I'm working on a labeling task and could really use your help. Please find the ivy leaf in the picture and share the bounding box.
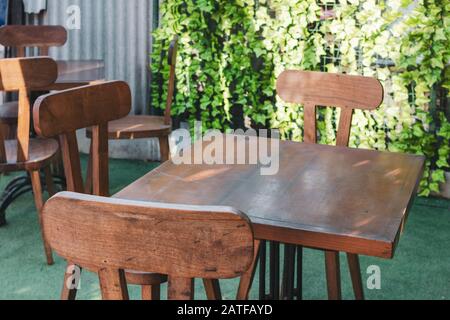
[413,125,424,138]
[429,182,441,194]
[433,28,446,41]
[419,188,431,197]
[436,159,449,169]
[263,87,274,97]
[431,170,446,183]
[254,47,266,58]
[431,58,444,69]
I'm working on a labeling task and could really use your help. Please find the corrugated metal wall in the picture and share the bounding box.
[25,0,165,161]
[26,0,157,115]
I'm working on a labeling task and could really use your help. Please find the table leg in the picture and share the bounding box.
[325,250,342,300]
[0,172,65,226]
[296,246,303,300]
[281,244,295,300]
[269,242,280,300]
[0,175,32,226]
[259,240,267,300]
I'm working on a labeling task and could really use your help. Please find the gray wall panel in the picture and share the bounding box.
[26,0,163,161]
[26,0,154,114]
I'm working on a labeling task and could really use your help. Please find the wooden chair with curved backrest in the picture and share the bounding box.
[42,192,255,300]
[85,36,177,166]
[238,70,384,300]
[0,57,60,265]
[0,25,67,136]
[33,81,169,300]
[281,70,384,300]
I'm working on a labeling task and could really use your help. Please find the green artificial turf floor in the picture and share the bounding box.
[0,157,449,300]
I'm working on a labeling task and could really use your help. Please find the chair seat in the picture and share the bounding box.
[125,270,168,286]
[0,138,59,172]
[0,101,19,125]
[86,115,172,140]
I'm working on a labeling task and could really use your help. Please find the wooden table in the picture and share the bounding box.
[114,137,425,298]
[39,60,105,90]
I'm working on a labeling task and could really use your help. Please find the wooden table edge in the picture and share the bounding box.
[36,80,106,91]
[252,222,395,259]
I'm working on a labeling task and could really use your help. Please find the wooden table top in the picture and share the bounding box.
[39,60,105,90]
[115,137,425,259]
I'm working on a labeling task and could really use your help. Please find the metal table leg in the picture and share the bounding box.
[269,241,280,300]
[281,244,296,300]
[258,240,267,300]
[0,172,65,226]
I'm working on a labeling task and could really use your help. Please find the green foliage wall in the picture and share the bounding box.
[151,0,450,196]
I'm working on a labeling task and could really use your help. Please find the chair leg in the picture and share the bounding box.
[347,253,365,300]
[324,250,342,300]
[159,135,170,162]
[141,285,161,300]
[168,277,195,300]
[30,170,53,265]
[98,269,129,300]
[44,166,56,197]
[203,279,222,300]
[237,239,261,300]
[61,262,80,300]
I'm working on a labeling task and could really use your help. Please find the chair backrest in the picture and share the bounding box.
[0,57,58,164]
[43,191,254,300]
[0,25,68,57]
[164,36,178,125]
[277,70,384,146]
[33,81,131,196]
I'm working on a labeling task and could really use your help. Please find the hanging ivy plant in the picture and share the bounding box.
[151,0,450,196]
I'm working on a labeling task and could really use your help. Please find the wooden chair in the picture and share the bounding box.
[0,25,67,137]
[238,70,384,300]
[280,70,384,300]
[0,25,67,57]
[0,57,60,265]
[85,36,177,164]
[33,81,170,300]
[42,192,255,300]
